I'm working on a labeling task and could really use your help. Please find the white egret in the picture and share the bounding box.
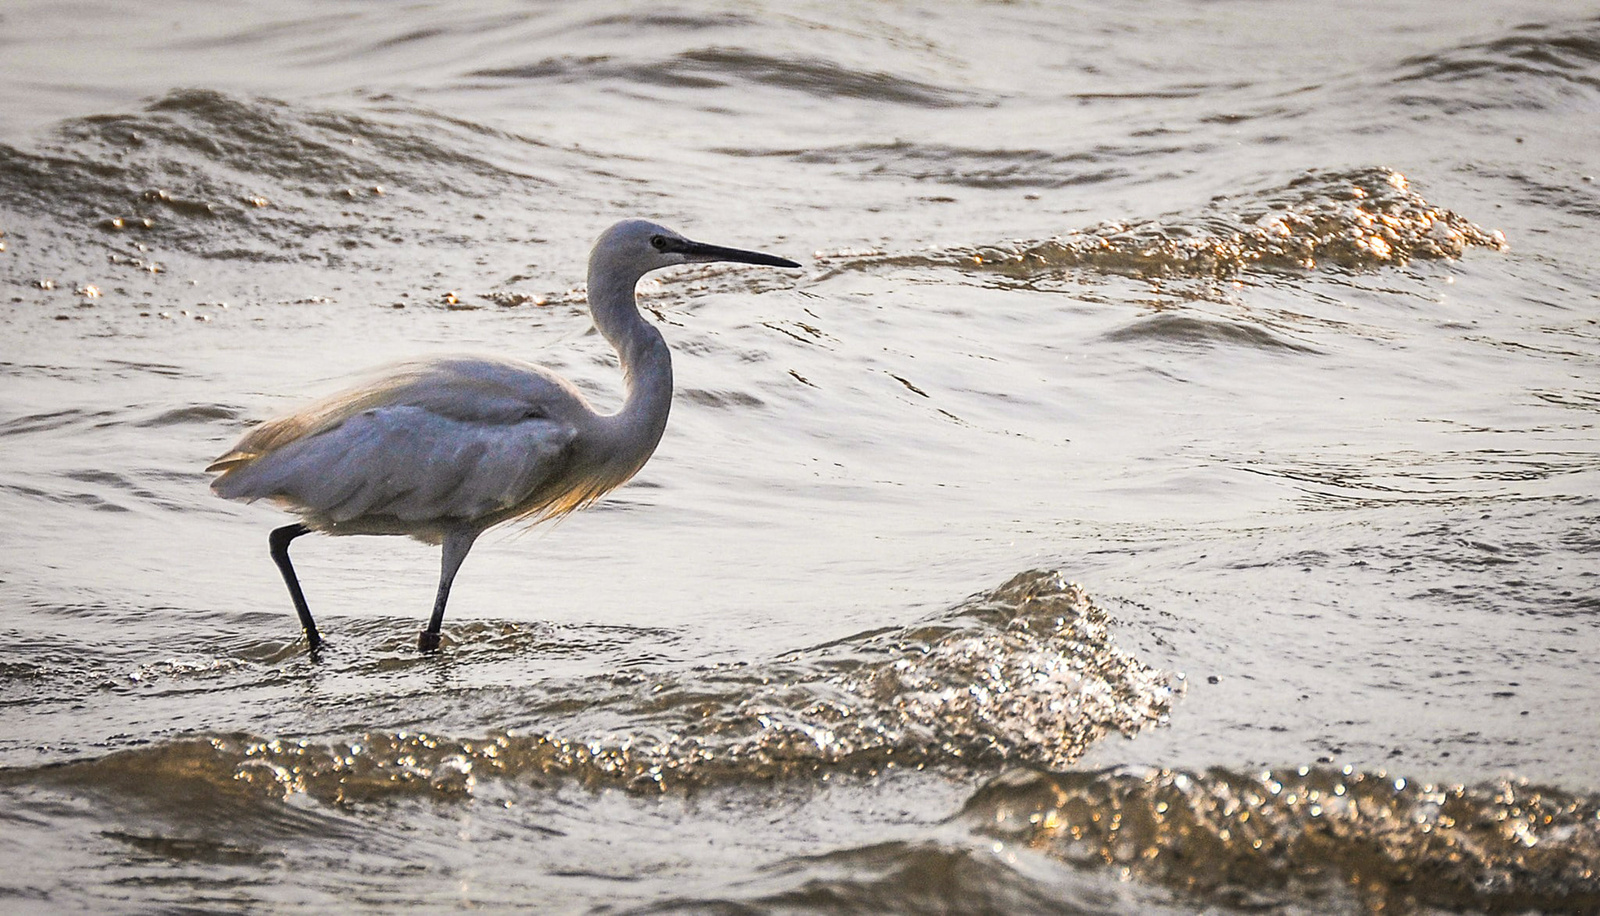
[207,219,801,652]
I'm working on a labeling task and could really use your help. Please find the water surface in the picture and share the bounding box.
[2,1,1598,912]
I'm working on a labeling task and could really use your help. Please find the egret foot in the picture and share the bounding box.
[418,630,441,653]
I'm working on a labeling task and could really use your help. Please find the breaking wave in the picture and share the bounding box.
[7,572,1176,799]
[819,167,1506,282]
[965,765,1600,913]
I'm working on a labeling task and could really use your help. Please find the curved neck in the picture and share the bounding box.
[586,261,673,475]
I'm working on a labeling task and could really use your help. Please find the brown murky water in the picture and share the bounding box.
[3,1,1598,911]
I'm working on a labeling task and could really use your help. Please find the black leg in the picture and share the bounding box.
[419,529,478,653]
[268,523,322,652]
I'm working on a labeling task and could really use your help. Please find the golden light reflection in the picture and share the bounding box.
[962,765,1600,913]
[820,167,1506,285]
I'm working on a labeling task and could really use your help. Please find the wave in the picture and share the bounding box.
[963,765,1600,914]
[648,840,1163,915]
[818,167,1506,282]
[0,89,539,263]
[2,572,1176,798]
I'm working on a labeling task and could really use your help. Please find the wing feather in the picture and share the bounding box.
[209,357,587,528]
[215,405,576,522]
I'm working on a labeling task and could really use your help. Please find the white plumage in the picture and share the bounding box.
[212,358,582,535]
[208,220,800,652]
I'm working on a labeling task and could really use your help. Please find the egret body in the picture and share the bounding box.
[207,220,800,652]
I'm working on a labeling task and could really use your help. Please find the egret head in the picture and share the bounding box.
[592,219,801,280]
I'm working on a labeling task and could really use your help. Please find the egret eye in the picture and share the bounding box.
[650,235,669,251]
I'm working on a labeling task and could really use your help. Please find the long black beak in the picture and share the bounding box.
[676,238,802,268]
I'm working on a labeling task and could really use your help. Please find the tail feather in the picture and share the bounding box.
[205,451,257,474]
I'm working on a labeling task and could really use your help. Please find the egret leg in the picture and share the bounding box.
[268,523,322,652]
[419,529,479,653]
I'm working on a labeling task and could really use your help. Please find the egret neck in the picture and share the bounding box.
[586,250,674,486]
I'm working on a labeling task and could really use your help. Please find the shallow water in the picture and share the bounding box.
[3,1,1599,912]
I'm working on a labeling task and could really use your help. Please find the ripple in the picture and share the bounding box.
[1395,16,1600,112]
[1101,313,1319,353]
[472,48,978,108]
[715,139,1148,189]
